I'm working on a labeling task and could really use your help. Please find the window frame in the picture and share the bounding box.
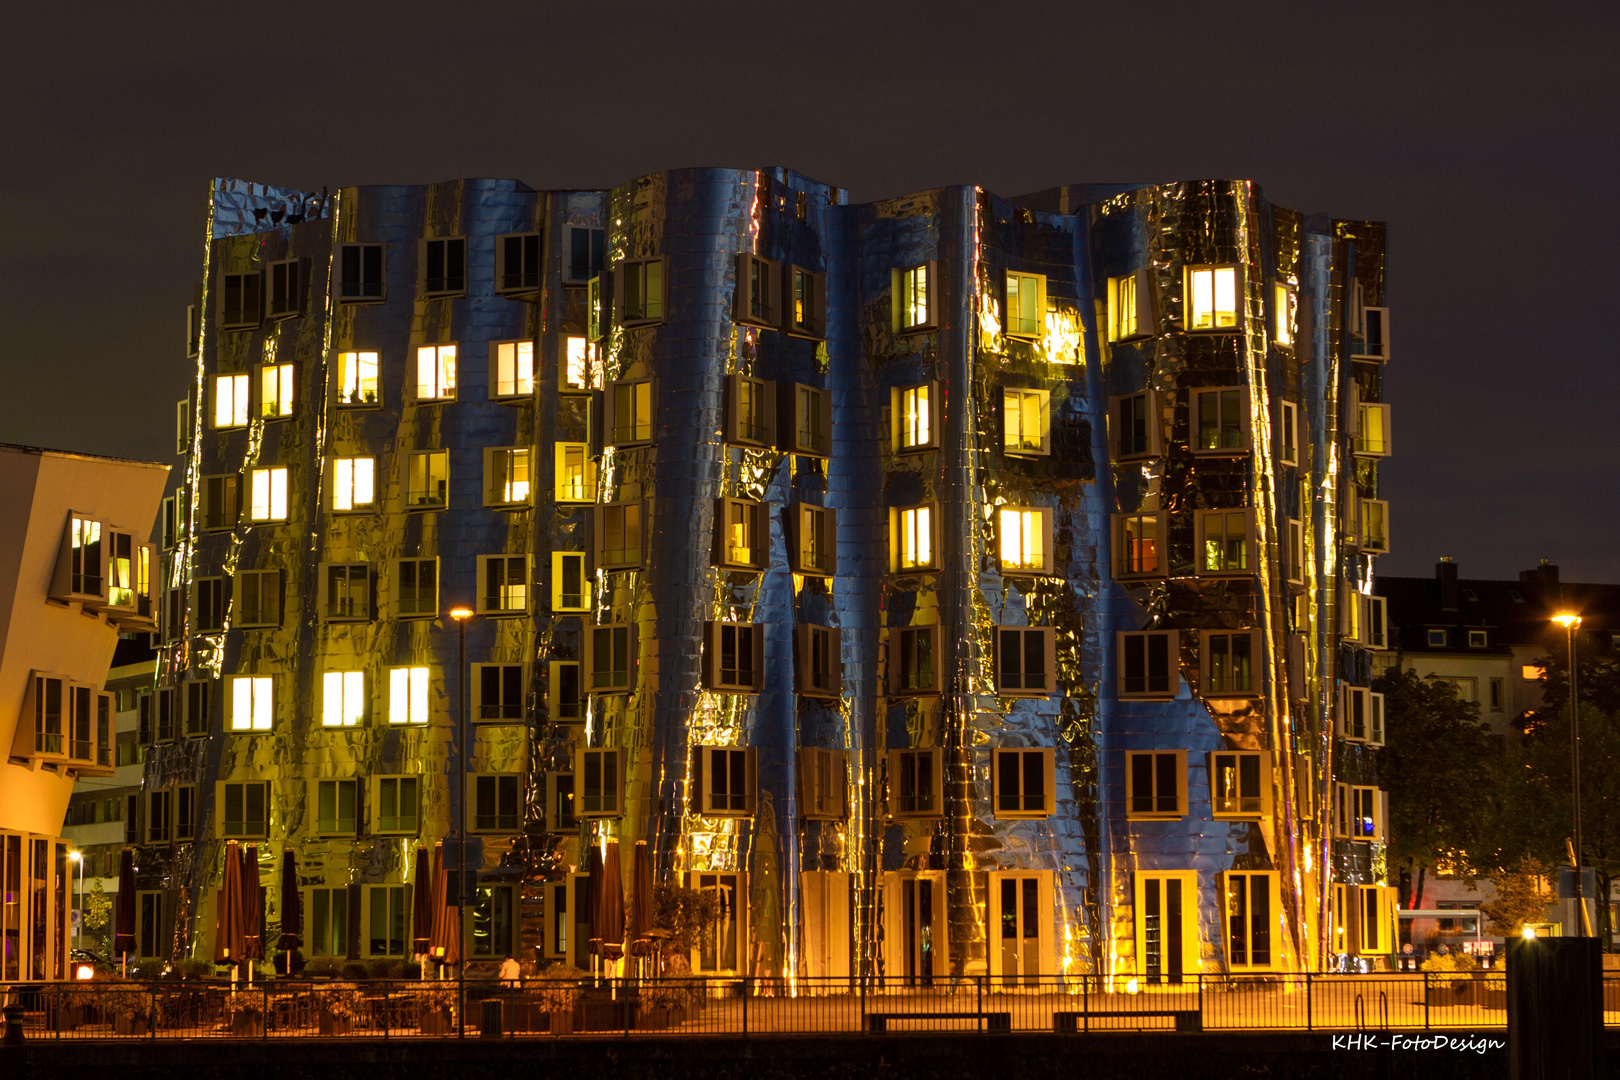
[1278,400,1298,466]
[1109,390,1162,460]
[313,778,360,836]
[1194,508,1255,578]
[245,465,290,523]
[395,557,439,619]
[992,747,1056,819]
[585,623,636,695]
[797,747,846,819]
[550,551,592,613]
[473,662,526,724]
[564,226,606,286]
[713,497,766,572]
[235,568,283,629]
[604,377,656,447]
[1272,281,1296,349]
[1200,629,1263,698]
[335,350,382,408]
[482,446,533,509]
[476,554,530,616]
[193,575,227,633]
[1357,498,1390,554]
[1191,386,1252,455]
[200,473,240,531]
[734,253,782,329]
[574,747,627,818]
[418,236,467,298]
[1002,386,1051,457]
[366,884,412,958]
[994,626,1056,697]
[887,625,942,696]
[1184,263,1242,332]
[320,669,368,729]
[614,256,668,327]
[547,660,585,724]
[1113,510,1166,580]
[594,501,646,571]
[488,340,536,400]
[782,266,827,339]
[1118,629,1180,700]
[387,666,432,726]
[337,243,386,303]
[258,362,296,420]
[373,775,421,835]
[890,503,940,573]
[554,442,597,504]
[1354,402,1392,458]
[1125,749,1187,820]
[794,625,842,699]
[214,373,251,429]
[470,773,522,833]
[887,748,943,818]
[227,676,274,733]
[1220,870,1282,971]
[319,561,373,623]
[692,745,758,818]
[560,335,593,392]
[1361,595,1389,650]
[996,506,1054,576]
[1003,271,1047,340]
[1107,270,1153,342]
[218,780,270,838]
[724,374,776,448]
[702,621,766,694]
[1209,750,1272,820]
[268,258,303,320]
[412,343,458,403]
[790,503,837,577]
[495,232,543,296]
[218,270,263,330]
[891,262,939,335]
[891,382,939,452]
[330,456,378,513]
[1351,306,1391,361]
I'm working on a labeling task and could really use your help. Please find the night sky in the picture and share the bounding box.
[4,2,1616,580]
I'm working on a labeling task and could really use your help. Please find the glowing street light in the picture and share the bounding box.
[1554,612,1586,936]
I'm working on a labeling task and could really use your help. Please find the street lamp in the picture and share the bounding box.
[67,851,82,947]
[1554,612,1584,936]
[448,604,473,1035]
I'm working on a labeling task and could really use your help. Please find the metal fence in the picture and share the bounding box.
[0,972,1606,1039]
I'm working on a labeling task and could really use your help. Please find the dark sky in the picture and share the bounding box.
[4,2,1616,580]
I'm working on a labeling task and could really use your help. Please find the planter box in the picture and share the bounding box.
[549,1009,575,1036]
[419,1006,455,1035]
[318,1011,354,1036]
[230,1012,266,1037]
[1425,982,1476,1008]
[113,1012,149,1037]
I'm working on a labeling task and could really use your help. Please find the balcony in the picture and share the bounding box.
[10,672,114,774]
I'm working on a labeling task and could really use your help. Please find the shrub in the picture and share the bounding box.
[303,956,342,978]
[340,961,370,980]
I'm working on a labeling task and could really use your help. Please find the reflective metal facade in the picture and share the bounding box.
[141,171,1388,977]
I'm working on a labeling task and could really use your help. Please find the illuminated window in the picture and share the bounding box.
[1193,388,1248,453]
[893,263,935,332]
[792,503,835,576]
[554,443,595,503]
[997,507,1051,574]
[484,447,532,507]
[219,271,262,329]
[1197,510,1251,575]
[788,384,831,456]
[696,746,755,816]
[595,502,644,570]
[889,749,941,817]
[785,267,827,339]
[1202,630,1259,696]
[894,383,936,451]
[1358,498,1390,554]
[587,275,606,341]
[316,779,358,835]
[549,661,584,722]
[1005,272,1045,338]
[1126,750,1186,818]
[214,374,250,428]
[715,498,764,570]
[703,623,763,692]
[994,748,1053,817]
[220,781,269,837]
[795,625,841,698]
[338,243,385,302]
[331,457,376,512]
[478,555,529,615]
[1107,271,1150,341]
[587,624,634,693]
[1119,630,1178,699]
[996,627,1054,695]
[475,664,524,722]
[725,375,775,446]
[247,467,289,522]
[1273,282,1295,347]
[1112,391,1159,459]
[1222,871,1279,969]
[322,562,371,621]
[268,259,301,319]
[489,341,535,399]
[607,378,655,445]
[496,232,542,294]
[337,351,380,406]
[1003,388,1049,455]
[375,776,420,834]
[388,667,430,725]
[472,775,521,832]
[62,514,103,597]
[419,237,466,297]
[1523,663,1544,681]
[405,450,448,509]
[620,258,665,324]
[321,670,366,728]
[1279,400,1298,465]
[1114,512,1163,578]
[735,254,780,327]
[1346,785,1384,841]
[228,676,274,732]
[892,505,935,572]
[1210,751,1268,818]
[414,344,457,402]
[259,363,295,419]
[576,748,625,816]
[1354,402,1391,457]
[396,558,437,618]
[1186,265,1239,330]
[565,227,605,285]
[562,336,591,391]
[1284,519,1304,586]
[889,626,938,695]
[551,551,591,612]
[236,569,282,628]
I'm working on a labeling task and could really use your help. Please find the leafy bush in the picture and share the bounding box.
[303,956,342,978]
[171,957,214,981]
[340,961,370,980]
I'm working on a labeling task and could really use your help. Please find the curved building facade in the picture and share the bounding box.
[135,169,1391,980]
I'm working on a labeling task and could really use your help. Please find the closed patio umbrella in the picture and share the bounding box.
[596,841,624,964]
[276,848,300,974]
[241,845,264,983]
[214,840,246,970]
[113,848,136,976]
[630,841,656,977]
[411,846,432,971]
[428,842,460,970]
[585,843,604,963]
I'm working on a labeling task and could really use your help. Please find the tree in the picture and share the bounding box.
[1491,703,1620,946]
[1478,857,1553,937]
[1530,642,1620,721]
[1372,667,1496,907]
[82,878,112,957]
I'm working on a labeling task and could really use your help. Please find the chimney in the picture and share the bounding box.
[1519,559,1561,604]
[1438,557,1459,612]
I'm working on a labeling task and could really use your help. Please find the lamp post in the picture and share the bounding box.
[448,604,473,1034]
[1554,612,1584,936]
[67,851,82,948]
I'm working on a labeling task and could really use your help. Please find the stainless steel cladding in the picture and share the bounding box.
[146,171,1389,980]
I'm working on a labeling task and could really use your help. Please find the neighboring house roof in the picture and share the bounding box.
[1377,561,1620,658]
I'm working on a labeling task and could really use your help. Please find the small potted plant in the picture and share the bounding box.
[221,989,266,1037]
[413,982,459,1035]
[95,977,150,1037]
[1422,950,1478,1007]
[532,966,585,1035]
[313,981,364,1035]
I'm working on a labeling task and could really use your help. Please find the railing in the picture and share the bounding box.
[0,972,1605,1040]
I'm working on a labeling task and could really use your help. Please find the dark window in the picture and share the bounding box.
[397,558,438,617]
[422,238,466,295]
[317,779,358,834]
[269,260,301,318]
[1120,631,1175,697]
[996,627,1052,693]
[377,777,420,833]
[500,233,542,293]
[339,244,385,300]
[1129,751,1182,816]
[222,781,269,837]
[474,775,520,831]
[995,749,1048,815]
[567,228,605,284]
[221,272,262,328]
[478,664,524,721]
